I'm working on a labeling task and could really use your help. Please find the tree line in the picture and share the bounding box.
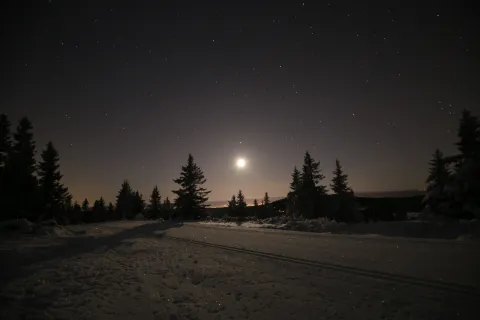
[423,109,480,219]
[1,109,478,225]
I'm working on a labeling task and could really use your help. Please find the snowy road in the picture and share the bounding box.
[0,221,478,319]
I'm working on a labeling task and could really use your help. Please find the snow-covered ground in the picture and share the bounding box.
[0,220,478,319]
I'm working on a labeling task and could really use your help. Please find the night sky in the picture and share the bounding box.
[3,0,479,204]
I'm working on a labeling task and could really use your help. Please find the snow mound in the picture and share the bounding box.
[0,219,35,234]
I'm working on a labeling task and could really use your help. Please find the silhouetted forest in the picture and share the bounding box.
[0,110,478,226]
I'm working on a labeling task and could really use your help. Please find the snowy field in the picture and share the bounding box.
[0,220,478,319]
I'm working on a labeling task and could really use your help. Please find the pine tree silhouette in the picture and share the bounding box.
[133,191,145,215]
[262,192,270,206]
[82,198,89,212]
[301,151,327,193]
[289,166,301,193]
[107,202,115,220]
[0,114,13,219]
[149,185,161,218]
[7,117,38,219]
[0,113,12,169]
[253,199,259,207]
[72,201,82,224]
[262,192,271,217]
[423,149,451,215]
[236,190,247,217]
[450,110,480,219]
[330,159,353,195]
[163,197,173,220]
[93,197,106,222]
[287,166,302,217]
[227,195,237,216]
[38,141,70,222]
[172,154,211,220]
[456,109,480,160]
[298,151,327,218]
[116,180,134,219]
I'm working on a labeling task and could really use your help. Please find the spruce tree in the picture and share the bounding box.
[236,190,247,217]
[262,192,270,206]
[227,195,237,216]
[261,192,271,217]
[330,159,353,195]
[116,180,134,219]
[38,141,70,221]
[163,197,173,220]
[289,166,301,193]
[82,198,89,211]
[423,149,451,215]
[73,201,81,212]
[163,197,172,209]
[172,154,211,220]
[0,114,13,219]
[301,151,327,193]
[287,166,302,217]
[451,110,480,218]
[93,197,106,222]
[72,201,82,224]
[8,117,38,219]
[253,199,259,207]
[298,151,327,218]
[133,191,145,215]
[149,185,161,217]
[456,109,480,159]
[0,113,12,169]
[107,202,115,220]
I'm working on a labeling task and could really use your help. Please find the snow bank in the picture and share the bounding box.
[201,215,480,240]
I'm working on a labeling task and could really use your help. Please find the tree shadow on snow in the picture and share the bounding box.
[0,221,183,287]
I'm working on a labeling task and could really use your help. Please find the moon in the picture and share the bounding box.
[236,158,246,168]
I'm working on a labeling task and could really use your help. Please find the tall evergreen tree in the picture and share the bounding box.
[163,196,173,220]
[330,159,353,195]
[287,166,302,217]
[451,110,480,218]
[0,114,13,219]
[92,197,106,222]
[456,109,480,160]
[301,151,327,193]
[73,201,81,212]
[149,185,162,214]
[289,166,301,193]
[262,192,270,206]
[82,198,89,211]
[298,151,327,218]
[163,197,172,209]
[0,113,12,169]
[172,154,211,220]
[227,195,237,216]
[116,180,134,219]
[38,141,70,221]
[7,117,38,219]
[253,199,259,207]
[262,192,271,217]
[107,202,115,220]
[133,191,145,215]
[423,149,451,215]
[72,201,82,224]
[236,189,247,216]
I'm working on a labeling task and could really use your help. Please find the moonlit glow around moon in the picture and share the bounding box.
[236,158,246,168]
